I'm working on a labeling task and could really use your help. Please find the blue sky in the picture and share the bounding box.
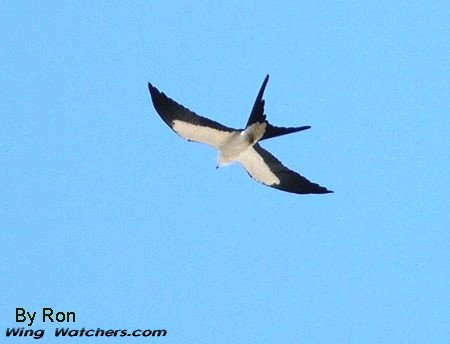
[1,1,449,343]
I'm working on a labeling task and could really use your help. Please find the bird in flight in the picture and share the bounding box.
[147,75,332,195]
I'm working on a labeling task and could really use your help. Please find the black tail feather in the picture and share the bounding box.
[261,124,311,141]
[246,74,269,127]
[246,75,311,140]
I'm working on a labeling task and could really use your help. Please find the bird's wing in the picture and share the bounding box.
[237,144,333,194]
[148,83,236,149]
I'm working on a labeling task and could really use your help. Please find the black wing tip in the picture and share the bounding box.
[271,184,333,195]
[305,181,334,194]
[289,187,333,195]
[318,188,334,194]
[147,82,172,111]
[148,82,159,97]
[146,81,177,129]
[147,82,161,107]
[147,82,158,100]
[290,185,334,195]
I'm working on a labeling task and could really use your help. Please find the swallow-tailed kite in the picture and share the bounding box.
[147,75,333,194]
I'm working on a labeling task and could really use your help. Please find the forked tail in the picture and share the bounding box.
[246,75,311,140]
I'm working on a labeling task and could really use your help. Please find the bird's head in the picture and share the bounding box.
[216,155,231,169]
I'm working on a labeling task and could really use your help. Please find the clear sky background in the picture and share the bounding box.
[2,2,449,343]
